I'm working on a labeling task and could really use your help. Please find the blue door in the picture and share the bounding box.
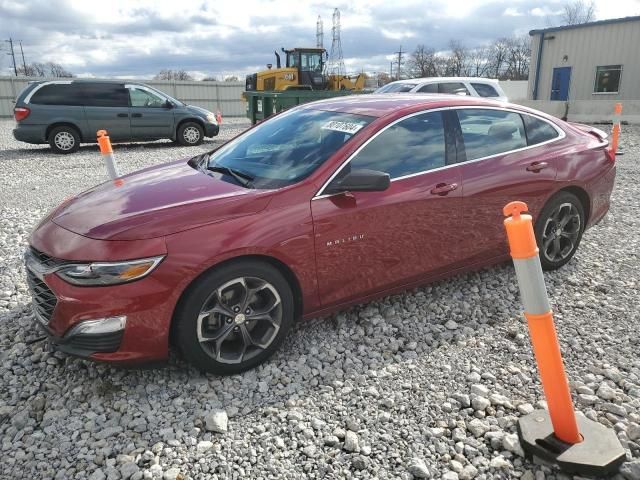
[550,67,571,101]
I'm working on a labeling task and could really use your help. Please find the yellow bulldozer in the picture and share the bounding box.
[245,47,365,92]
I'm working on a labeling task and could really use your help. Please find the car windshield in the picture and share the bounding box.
[375,82,417,93]
[206,108,374,189]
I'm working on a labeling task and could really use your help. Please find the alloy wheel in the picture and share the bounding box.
[54,131,75,151]
[196,277,282,364]
[183,126,201,144]
[541,202,581,263]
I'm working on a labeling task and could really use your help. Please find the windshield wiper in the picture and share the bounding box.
[206,164,254,188]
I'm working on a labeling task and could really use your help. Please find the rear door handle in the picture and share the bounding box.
[430,183,458,195]
[527,161,549,172]
[117,113,129,118]
[131,113,143,118]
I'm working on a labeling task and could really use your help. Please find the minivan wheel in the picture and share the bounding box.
[174,260,294,374]
[49,126,80,154]
[534,191,585,271]
[177,122,204,146]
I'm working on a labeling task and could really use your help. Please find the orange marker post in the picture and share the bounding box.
[97,130,121,181]
[504,201,625,476]
[610,102,622,157]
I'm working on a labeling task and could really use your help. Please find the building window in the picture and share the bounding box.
[594,65,622,94]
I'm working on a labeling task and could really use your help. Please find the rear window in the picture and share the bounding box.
[376,82,417,93]
[30,84,83,106]
[471,83,500,97]
[522,114,560,145]
[82,83,129,108]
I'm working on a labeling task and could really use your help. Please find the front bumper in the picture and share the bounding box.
[26,221,175,364]
[204,122,220,138]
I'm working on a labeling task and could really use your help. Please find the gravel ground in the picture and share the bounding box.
[1,118,639,480]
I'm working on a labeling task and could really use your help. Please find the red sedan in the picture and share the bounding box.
[26,95,616,374]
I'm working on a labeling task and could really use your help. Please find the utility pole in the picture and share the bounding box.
[19,41,26,74]
[389,61,393,79]
[5,38,18,76]
[394,45,404,80]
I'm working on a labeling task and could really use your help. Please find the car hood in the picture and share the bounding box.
[52,160,272,241]
[186,104,214,116]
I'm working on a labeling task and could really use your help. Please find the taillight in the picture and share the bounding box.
[14,107,30,122]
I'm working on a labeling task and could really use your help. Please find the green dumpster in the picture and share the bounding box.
[243,90,368,124]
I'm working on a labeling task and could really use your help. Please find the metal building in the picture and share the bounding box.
[529,16,640,102]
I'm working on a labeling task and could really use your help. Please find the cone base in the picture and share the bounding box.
[518,410,625,477]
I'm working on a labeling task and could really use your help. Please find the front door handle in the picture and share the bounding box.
[117,113,129,118]
[131,113,143,118]
[527,161,549,172]
[430,183,458,196]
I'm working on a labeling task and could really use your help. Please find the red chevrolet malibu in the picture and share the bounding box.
[26,95,615,374]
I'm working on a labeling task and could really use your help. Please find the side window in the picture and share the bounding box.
[30,84,83,106]
[81,83,128,107]
[417,83,438,93]
[348,111,446,179]
[438,82,470,95]
[457,109,526,161]
[129,88,166,108]
[471,83,500,97]
[522,114,559,145]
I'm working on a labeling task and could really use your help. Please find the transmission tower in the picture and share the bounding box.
[326,8,345,77]
[316,15,323,49]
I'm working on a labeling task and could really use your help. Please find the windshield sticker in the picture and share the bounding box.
[321,121,365,135]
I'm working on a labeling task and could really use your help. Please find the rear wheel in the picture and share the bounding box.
[48,126,80,154]
[174,261,294,374]
[534,191,585,270]
[177,122,204,146]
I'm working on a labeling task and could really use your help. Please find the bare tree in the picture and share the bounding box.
[408,45,439,78]
[154,69,194,81]
[17,62,73,77]
[375,71,391,87]
[201,76,219,81]
[487,38,510,79]
[445,40,468,76]
[468,46,491,77]
[562,0,595,25]
[224,75,239,82]
[504,36,531,80]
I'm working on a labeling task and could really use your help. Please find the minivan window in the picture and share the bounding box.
[206,108,373,189]
[439,82,470,95]
[522,114,559,145]
[347,111,446,179]
[471,83,500,97]
[82,83,128,108]
[375,82,417,93]
[417,83,438,93]
[129,87,166,108]
[30,84,83,106]
[457,109,526,161]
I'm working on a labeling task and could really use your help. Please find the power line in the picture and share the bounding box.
[5,38,18,76]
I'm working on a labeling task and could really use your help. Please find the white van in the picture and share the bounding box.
[375,77,508,102]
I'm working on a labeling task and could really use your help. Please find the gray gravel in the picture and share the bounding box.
[1,118,639,479]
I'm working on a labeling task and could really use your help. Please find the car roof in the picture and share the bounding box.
[303,93,516,118]
[387,77,499,85]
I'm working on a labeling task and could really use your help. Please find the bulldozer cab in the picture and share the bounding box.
[282,48,327,90]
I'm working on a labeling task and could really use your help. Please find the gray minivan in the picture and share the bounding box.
[13,80,220,153]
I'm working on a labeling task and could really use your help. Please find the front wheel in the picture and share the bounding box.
[534,191,585,270]
[174,261,294,374]
[177,122,204,146]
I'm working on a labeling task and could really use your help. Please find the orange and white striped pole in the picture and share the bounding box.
[97,130,121,182]
[503,201,581,444]
[610,102,622,157]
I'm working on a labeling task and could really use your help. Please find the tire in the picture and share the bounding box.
[48,125,80,154]
[534,191,585,271]
[174,260,294,374]
[177,122,204,146]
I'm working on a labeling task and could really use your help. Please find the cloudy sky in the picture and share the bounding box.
[1,0,638,79]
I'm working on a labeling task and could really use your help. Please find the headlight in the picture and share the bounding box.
[206,113,217,124]
[57,256,164,286]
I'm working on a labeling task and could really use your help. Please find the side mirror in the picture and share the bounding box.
[325,169,390,195]
[164,100,174,109]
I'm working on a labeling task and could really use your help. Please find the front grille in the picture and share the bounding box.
[29,247,71,269]
[26,268,57,323]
